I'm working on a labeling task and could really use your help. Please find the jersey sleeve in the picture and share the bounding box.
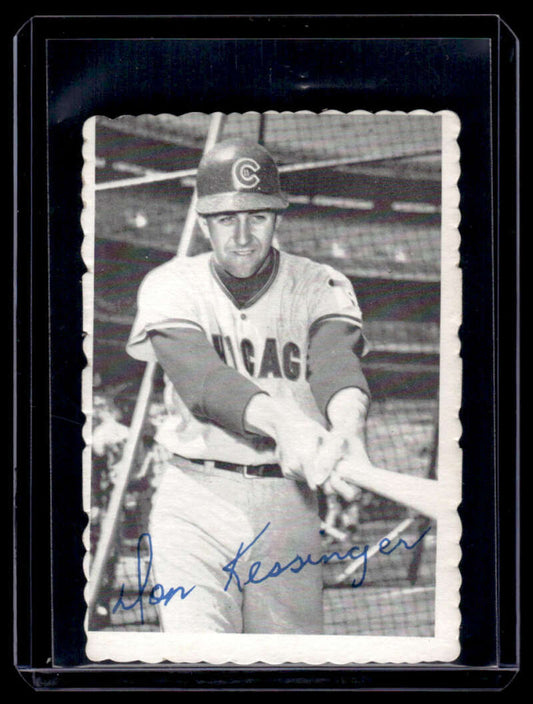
[304,264,371,419]
[126,262,204,362]
[307,319,371,420]
[307,265,369,352]
[150,328,266,437]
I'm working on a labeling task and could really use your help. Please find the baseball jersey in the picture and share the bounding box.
[127,248,366,465]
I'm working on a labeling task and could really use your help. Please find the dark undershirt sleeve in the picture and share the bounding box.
[307,319,371,423]
[148,327,266,437]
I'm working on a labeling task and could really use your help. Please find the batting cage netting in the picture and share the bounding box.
[86,112,441,636]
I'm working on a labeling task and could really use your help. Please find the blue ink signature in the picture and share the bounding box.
[112,532,195,625]
[222,522,432,592]
[111,524,431,623]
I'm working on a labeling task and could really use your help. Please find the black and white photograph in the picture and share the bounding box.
[81,111,462,664]
[12,14,520,689]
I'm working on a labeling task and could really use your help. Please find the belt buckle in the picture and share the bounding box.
[242,464,256,479]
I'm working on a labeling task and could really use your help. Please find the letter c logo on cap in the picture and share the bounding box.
[232,158,261,189]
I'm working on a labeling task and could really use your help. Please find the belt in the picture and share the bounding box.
[172,455,284,478]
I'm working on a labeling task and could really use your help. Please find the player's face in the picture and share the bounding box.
[201,210,278,278]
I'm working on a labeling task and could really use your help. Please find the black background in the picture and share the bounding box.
[12,12,520,692]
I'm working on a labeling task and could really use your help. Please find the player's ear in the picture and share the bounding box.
[274,212,283,228]
[197,215,210,239]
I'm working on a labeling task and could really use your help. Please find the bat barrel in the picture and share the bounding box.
[337,460,443,521]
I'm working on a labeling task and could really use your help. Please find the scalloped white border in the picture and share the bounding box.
[81,110,462,664]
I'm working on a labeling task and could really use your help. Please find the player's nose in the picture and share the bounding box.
[234,214,253,245]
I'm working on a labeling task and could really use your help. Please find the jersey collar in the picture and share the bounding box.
[210,247,280,310]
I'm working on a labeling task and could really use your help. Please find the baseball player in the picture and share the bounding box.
[127,138,372,634]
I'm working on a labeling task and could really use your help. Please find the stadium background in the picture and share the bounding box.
[88,112,440,636]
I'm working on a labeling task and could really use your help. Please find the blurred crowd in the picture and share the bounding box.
[90,393,170,555]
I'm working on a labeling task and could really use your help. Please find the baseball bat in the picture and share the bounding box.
[87,112,226,615]
[335,459,442,521]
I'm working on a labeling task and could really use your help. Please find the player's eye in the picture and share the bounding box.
[217,215,236,225]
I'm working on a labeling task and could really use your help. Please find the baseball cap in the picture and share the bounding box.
[195,139,289,215]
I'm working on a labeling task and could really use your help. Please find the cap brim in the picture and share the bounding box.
[196,191,289,215]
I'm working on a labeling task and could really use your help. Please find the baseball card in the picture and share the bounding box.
[13,18,519,691]
[81,109,462,664]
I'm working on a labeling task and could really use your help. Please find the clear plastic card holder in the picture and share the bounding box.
[13,14,520,692]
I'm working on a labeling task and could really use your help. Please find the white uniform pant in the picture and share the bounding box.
[149,460,324,634]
